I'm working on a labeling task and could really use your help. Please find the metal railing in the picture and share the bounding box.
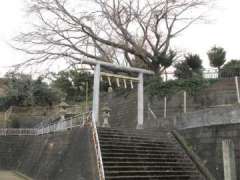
[36,112,91,135]
[0,128,36,136]
[0,112,91,136]
[91,118,105,180]
[162,68,240,81]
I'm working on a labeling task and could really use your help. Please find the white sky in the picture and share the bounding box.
[0,0,240,76]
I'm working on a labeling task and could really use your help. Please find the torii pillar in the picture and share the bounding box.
[92,64,101,126]
[92,64,145,129]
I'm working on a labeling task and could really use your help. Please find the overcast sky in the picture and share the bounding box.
[0,0,240,76]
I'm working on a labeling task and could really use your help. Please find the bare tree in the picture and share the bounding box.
[14,0,212,74]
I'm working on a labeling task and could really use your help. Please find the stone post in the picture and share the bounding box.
[164,97,167,119]
[137,73,144,129]
[58,100,70,122]
[102,104,111,128]
[235,76,240,104]
[183,91,187,113]
[222,139,237,180]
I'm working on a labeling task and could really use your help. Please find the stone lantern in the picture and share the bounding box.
[58,100,70,121]
[102,104,111,128]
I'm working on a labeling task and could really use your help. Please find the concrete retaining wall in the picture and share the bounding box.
[180,124,240,180]
[176,105,240,130]
[0,136,28,170]
[0,128,98,180]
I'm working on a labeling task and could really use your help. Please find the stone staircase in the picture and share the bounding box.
[98,127,205,180]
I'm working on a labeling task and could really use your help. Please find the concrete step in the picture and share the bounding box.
[101,152,189,158]
[101,148,188,154]
[99,141,179,149]
[105,174,203,180]
[103,161,198,167]
[100,144,183,151]
[99,137,176,144]
[105,170,200,176]
[98,134,175,142]
[104,165,196,171]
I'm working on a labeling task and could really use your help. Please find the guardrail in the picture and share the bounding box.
[162,69,240,81]
[0,112,91,136]
[37,112,91,135]
[0,128,36,136]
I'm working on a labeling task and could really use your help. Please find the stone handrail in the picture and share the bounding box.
[172,130,216,180]
[147,104,158,120]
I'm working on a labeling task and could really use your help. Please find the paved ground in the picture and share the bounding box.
[0,171,26,180]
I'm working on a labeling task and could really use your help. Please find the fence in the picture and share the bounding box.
[0,128,36,136]
[36,112,91,135]
[162,68,240,81]
[0,112,91,136]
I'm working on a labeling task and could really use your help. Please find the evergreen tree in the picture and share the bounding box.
[207,46,226,73]
[174,54,203,79]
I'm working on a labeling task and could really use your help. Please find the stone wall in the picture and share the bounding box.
[180,124,240,180]
[0,128,98,180]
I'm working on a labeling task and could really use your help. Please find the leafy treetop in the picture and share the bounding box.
[207,46,226,71]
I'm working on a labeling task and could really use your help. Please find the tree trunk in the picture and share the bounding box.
[165,70,168,81]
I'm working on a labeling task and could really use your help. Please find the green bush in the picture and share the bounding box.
[0,97,10,111]
[207,46,226,72]
[4,72,61,107]
[174,53,203,79]
[146,76,215,99]
[10,119,20,128]
[220,60,240,78]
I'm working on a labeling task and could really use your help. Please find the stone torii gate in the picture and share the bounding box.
[81,58,154,129]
